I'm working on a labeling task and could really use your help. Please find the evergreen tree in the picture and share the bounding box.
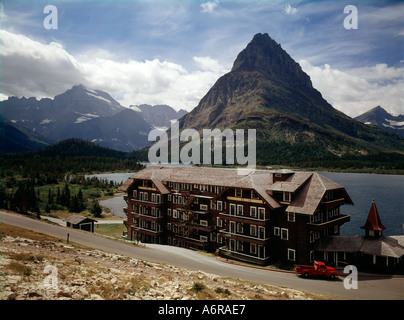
[90,199,102,218]
[77,188,84,210]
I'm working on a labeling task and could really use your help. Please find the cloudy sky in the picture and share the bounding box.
[0,0,403,117]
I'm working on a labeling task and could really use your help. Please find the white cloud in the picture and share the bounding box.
[0,29,85,99]
[0,30,228,111]
[201,1,219,14]
[284,4,298,15]
[193,56,227,73]
[299,59,404,117]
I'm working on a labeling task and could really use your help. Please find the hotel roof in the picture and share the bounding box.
[119,166,353,215]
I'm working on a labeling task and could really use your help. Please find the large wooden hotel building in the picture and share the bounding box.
[120,166,353,265]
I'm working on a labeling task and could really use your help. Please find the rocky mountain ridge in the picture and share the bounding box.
[355,106,404,137]
[1,85,185,153]
[179,33,404,161]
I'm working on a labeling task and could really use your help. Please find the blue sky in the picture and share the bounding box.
[0,0,403,117]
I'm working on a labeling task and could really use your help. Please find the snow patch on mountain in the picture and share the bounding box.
[86,91,113,104]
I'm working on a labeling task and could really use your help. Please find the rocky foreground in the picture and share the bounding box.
[0,224,330,300]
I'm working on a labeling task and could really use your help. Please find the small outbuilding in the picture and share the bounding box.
[65,215,97,233]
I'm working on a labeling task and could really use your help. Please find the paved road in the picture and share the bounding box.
[1,211,403,300]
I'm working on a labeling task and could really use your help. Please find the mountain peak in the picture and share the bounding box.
[231,33,312,89]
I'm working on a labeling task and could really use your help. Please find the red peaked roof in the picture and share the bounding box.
[361,200,387,232]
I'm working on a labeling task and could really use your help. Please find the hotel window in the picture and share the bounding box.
[287,249,296,261]
[151,193,156,203]
[250,243,257,255]
[156,194,161,204]
[133,190,137,199]
[167,223,172,230]
[168,194,171,201]
[217,201,223,211]
[200,204,208,211]
[274,227,280,236]
[216,217,223,227]
[235,189,242,197]
[210,201,216,210]
[310,231,315,243]
[283,192,291,202]
[251,190,259,199]
[281,228,289,240]
[200,220,208,226]
[259,226,265,239]
[200,235,208,242]
[144,192,148,201]
[168,208,171,216]
[230,221,236,233]
[325,191,333,201]
[237,205,243,216]
[173,210,178,219]
[258,207,265,220]
[250,225,257,237]
[139,192,143,201]
[287,212,295,222]
[230,204,236,215]
[250,207,257,218]
[310,251,314,262]
[334,225,339,234]
[210,233,216,242]
[237,241,243,251]
[236,223,244,233]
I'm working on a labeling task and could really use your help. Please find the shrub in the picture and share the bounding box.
[192,282,206,293]
[8,262,32,276]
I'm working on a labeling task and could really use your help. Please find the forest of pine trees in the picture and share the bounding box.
[0,175,120,217]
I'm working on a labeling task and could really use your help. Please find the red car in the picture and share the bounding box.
[294,261,338,280]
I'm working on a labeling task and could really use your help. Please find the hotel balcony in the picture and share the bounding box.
[173,234,209,250]
[308,214,350,231]
[218,247,270,266]
[133,226,163,236]
[132,199,163,207]
[133,211,164,221]
[219,230,270,245]
[219,212,269,226]
[321,198,346,208]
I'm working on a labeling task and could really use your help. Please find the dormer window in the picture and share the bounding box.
[283,192,291,202]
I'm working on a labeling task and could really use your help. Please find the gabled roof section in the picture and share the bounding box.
[65,215,97,224]
[361,200,387,232]
[285,173,353,215]
[151,179,170,195]
[118,178,133,192]
[267,172,312,193]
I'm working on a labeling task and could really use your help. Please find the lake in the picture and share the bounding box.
[320,172,404,236]
[89,171,404,236]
